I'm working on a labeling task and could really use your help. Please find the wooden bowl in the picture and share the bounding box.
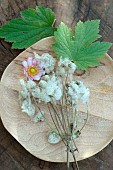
[0,37,113,162]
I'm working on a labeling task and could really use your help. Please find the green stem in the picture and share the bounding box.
[52,19,56,27]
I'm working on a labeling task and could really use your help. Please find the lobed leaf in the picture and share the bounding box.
[0,6,56,49]
[53,20,112,70]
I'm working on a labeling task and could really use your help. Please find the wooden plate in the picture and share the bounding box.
[0,37,113,162]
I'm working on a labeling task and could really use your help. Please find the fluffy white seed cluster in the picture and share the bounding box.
[26,80,36,89]
[57,57,76,76]
[20,79,30,98]
[33,111,45,123]
[67,80,90,105]
[20,79,36,117]
[34,52,55,74]
[20,79,37,98]
[21,98,35,117]
[48,131,61,144]
[32,75,63,103]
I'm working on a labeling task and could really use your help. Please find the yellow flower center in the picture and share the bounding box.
[27,66,38,76]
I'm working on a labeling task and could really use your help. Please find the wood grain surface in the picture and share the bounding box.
[0,0,113,170]
[1,36,113,164]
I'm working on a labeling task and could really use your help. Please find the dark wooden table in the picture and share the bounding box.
[0,0,113,169]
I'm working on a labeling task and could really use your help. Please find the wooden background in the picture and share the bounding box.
[0,0,113,169]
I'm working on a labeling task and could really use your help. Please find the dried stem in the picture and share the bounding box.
[71,151,79,170]
[59,100,67,131]
[72,138,79,153]
[49,103,64,135]
[65,74,71,133]
[79,105,89,133]
[33,78,88,170]
[47,103,67,147]
[50,101,67,135]
[60,78,69,132]
[67,144,70,170]
[33,97,53,130]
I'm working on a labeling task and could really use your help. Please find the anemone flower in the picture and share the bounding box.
[22,57,45,81]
